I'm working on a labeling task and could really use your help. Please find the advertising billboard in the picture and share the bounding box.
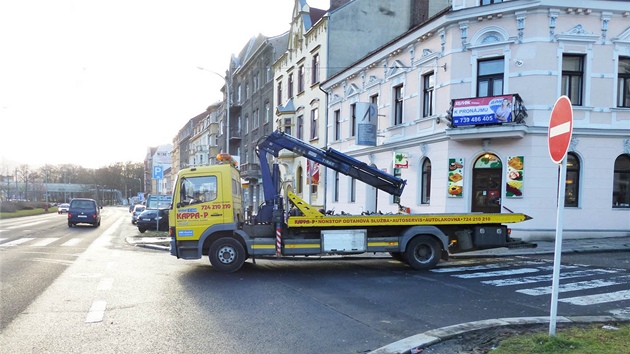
[451,95,514,127]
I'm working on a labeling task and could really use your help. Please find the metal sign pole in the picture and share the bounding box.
[549,157,567,336]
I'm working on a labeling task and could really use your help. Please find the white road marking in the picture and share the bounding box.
[0,237,7,242]
[453,267,542,279]
[97,278,114,291]
[481,268,619,286]
[61,238,82,247]
[550,121,571,137]
[85,300,107,323]
[0,238,35,247]
[559,289,630,306]
[7,221,46,229]
[517,278,626,296]
[31,238,60,247]
[431,261,546,273]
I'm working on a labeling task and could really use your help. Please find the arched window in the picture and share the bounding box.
[421,159,431,204]
[613,154,630,208]
[296,166,303,194]
[565,152,580,207]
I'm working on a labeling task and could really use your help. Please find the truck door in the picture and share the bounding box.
[471,154,502,213]
[174,174,224,241]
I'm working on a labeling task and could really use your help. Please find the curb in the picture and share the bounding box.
[125,237,170,251]
[368,315,630,354]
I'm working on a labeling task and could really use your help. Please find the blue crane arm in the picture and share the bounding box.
[257,131,406,197]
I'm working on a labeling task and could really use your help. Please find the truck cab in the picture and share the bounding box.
[170,158,243,261]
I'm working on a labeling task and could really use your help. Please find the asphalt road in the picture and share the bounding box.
[1,208,628,353]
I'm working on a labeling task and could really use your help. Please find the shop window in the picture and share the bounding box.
[423,72,435,117]
[481,0,503,5]
[421,158,431,204]
[350,177,356,203]
[612,154,630,208]
[333,171,340,202]
[393,168,402,204]
[618,57,630,108]
[350,103,356,137]
[562,55,584,106]
[565,152,580,207]
[394,85,404,125]
[296,166,303,194]
[477,58,504,97]
[334,109,341,141]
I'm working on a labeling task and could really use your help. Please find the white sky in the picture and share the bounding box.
[0,0,329,170]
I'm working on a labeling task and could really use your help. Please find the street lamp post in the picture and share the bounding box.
[197,66,230,155]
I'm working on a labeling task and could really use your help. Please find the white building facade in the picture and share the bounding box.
[321,0,630,241]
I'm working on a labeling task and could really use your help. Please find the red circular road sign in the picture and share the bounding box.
[548,96,574,164]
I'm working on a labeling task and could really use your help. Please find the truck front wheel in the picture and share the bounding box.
[405,236,441,270]
[209,238,246,272]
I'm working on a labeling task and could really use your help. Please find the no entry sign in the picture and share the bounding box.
[548,96,573,164]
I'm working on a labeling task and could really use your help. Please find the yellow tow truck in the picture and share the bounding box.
[169,131,532,272]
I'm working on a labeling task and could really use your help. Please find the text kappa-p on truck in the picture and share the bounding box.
[169,131,532,272]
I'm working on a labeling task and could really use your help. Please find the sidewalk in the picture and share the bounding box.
[370,235,630,354]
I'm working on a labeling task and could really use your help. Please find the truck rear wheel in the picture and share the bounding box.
[209,238,246,272]
[405,236,440,270]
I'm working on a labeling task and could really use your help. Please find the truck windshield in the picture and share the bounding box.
[180,176,218,205]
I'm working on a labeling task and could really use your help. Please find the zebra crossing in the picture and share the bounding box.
[0,237,88,248]
[432,259,630,316]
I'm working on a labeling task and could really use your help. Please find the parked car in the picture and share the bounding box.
[136,209,169,233]
[67,198,101,227]
[57,203,70,214]
[131,205,146,224]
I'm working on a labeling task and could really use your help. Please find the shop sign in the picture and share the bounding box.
[393,152,409,169]
[447,158,464,197]
[451,95,515,127]
[355,102,377,146]
[505,156,524,198]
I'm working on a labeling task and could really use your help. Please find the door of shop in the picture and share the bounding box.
[471,154,502,213]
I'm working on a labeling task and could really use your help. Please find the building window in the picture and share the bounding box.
[296,166,303,194]
[312,53,320,84]
[288,73,294,99]
[253,109,259,129]
[477,58,504,97]
[334,109,341,141]
[310,108,318,139]
[265,101,270,123]
[350,178,356,202]
[277,81,282,105]
[237,84,242,103]
[613,154,630,208]
[298,65,305,93]
[481,0,503,5]
[562,54,584,106]
[296,115,304,140]
[266,63,271,82]
[618,57,630,108]
[394,85,403,125]
[284,118,292,135]
[423,71,435,117]
[370,94,378,107]
[565,152,580,207]
[421,158,431,204]
[334,171,339,202]
[253,72,259,91]
[244,114,249,133]
[350,103,356,137]
[245,82,249,99]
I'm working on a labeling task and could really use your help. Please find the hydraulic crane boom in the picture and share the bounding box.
[257,130,406,197]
